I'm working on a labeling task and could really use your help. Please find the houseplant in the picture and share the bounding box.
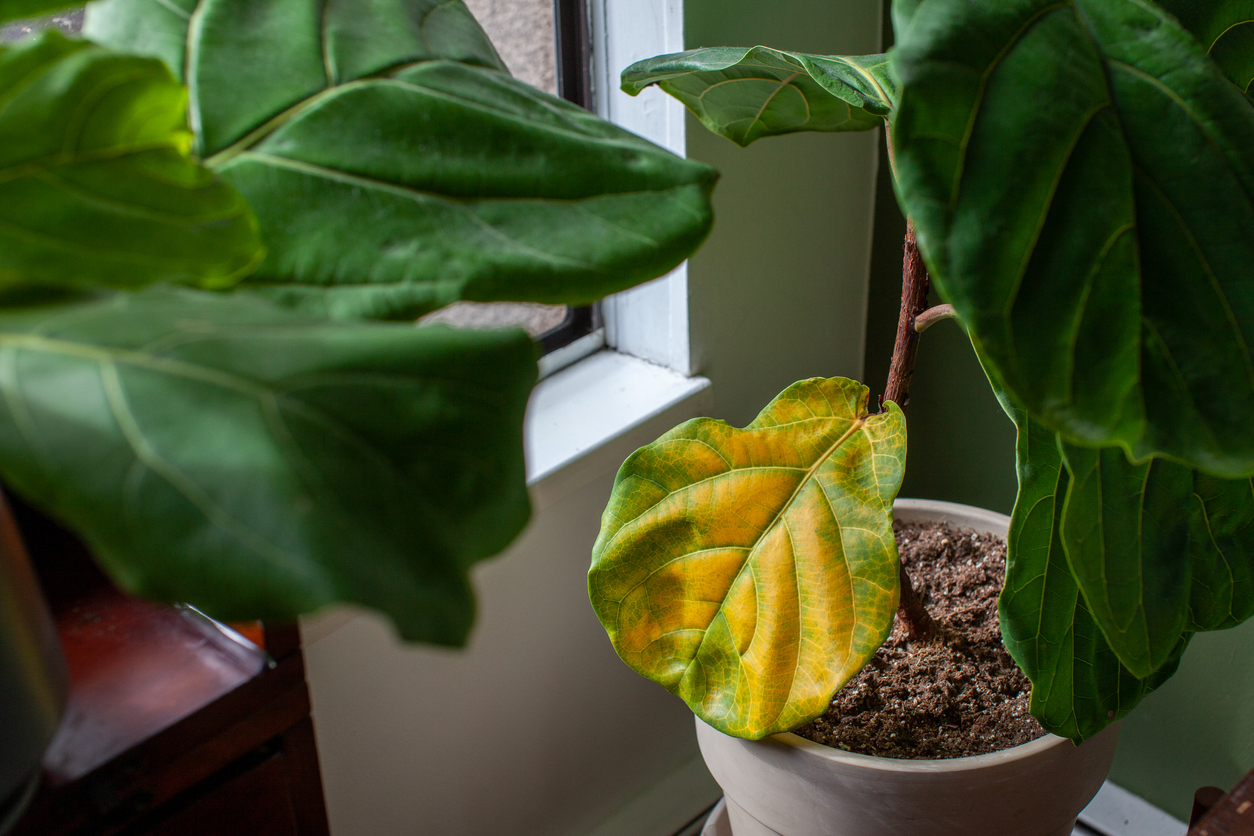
[0,0,716,819]
[588,0,1254,831]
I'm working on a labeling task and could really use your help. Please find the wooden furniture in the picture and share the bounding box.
[1191,769,1254,836]
[10,501,330,836]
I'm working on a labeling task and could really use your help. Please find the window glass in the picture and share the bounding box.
[426,0,572,342]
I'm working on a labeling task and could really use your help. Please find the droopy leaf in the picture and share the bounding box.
[622,46,895,147]
[589,378,905,740]
[84,0,717,320]
[892,0,1254,477]
[1188,472,1254,631]
[1055,441,1254,662]
[1057,443,1193,678]
[891,0,925,40]
[0,33,262,292]
[0,0,78,25]
[1154,0,1254,92]
[998,400,1187,741]
[0,288,537,645]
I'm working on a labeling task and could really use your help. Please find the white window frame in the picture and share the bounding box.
[591,0,691,375]
[525,0,710,506]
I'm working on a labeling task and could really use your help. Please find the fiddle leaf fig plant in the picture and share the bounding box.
[590,0,1254,742]
[0,0,716,645]
[85,0,717,321]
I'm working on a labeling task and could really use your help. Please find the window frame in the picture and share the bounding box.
[538,0,691,378]
[524,0,708,493]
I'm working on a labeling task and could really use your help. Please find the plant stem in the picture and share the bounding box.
[897,561,937,643]
[914,304,956,334]
[882,218,939,643]
[880,219,931,410]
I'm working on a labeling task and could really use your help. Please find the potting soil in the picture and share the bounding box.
[793,521,1046,759]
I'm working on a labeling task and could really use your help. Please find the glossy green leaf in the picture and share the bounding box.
[1052,440,1254,675]
[622,47,894,147]
[0,0,78,25]
[0,288,537,645]
[998,401,1187,741]
[892,0,1254,477]
[1154,0,1254,91]
[589,378,905,740]
[1057,443,1193,678]
[0,32,263,292]
[85,0,718,320]
[891,0,924,40]
[1188,472,1254,631]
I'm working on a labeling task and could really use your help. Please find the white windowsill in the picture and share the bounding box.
[526,349,710,509]
[1077,781,1187,836]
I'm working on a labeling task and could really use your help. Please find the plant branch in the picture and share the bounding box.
[914,304,956,333]
[897,560,937,642]
[880,220,931,410]
[882,217,939,643]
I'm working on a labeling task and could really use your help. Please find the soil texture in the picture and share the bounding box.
[793,520,1045,759]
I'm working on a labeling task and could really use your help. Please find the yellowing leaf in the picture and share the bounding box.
[589,378,906,739]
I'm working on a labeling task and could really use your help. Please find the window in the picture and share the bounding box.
[420,0,602,373]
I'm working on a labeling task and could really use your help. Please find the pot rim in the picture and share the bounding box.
[767,726,1077,774]
[703,496,1085,776]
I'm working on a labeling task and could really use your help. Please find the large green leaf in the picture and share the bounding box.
[0,288,537,645]
[892,0,1254,477]
[0,0,78,25]
[1155,0,1254,91]
[891,0,925,40]
[1055,440,1254,663]
[0,32,262,292]
[999,401,1187,741]
[84,0,718,320]
[589,378,905,740]
[1057,443,1194,678]
[1188,471,1254,631]
[621,47,895,147]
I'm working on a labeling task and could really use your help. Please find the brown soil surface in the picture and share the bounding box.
[793,520,1045,759]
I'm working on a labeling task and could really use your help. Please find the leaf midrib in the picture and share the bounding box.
[0,327,504,543]
[619,416,869,694]
[203,67,659,171]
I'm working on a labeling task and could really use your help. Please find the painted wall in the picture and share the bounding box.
[865,4,1254,821]
[684,2,882,426]
[300,1,883,834]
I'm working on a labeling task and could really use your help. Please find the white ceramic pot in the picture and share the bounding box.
[694,499,1120,836]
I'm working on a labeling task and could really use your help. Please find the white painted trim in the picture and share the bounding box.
[538,326,606,379]
[1078,782,1187,836]
[591,0,692,374]
[525,349,710,510]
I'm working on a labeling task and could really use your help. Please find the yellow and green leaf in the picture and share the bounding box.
[589,377,905,740]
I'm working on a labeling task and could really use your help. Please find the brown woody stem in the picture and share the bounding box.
[882,218,939,643]
[898,561,937,643]
[881,220,931,411]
